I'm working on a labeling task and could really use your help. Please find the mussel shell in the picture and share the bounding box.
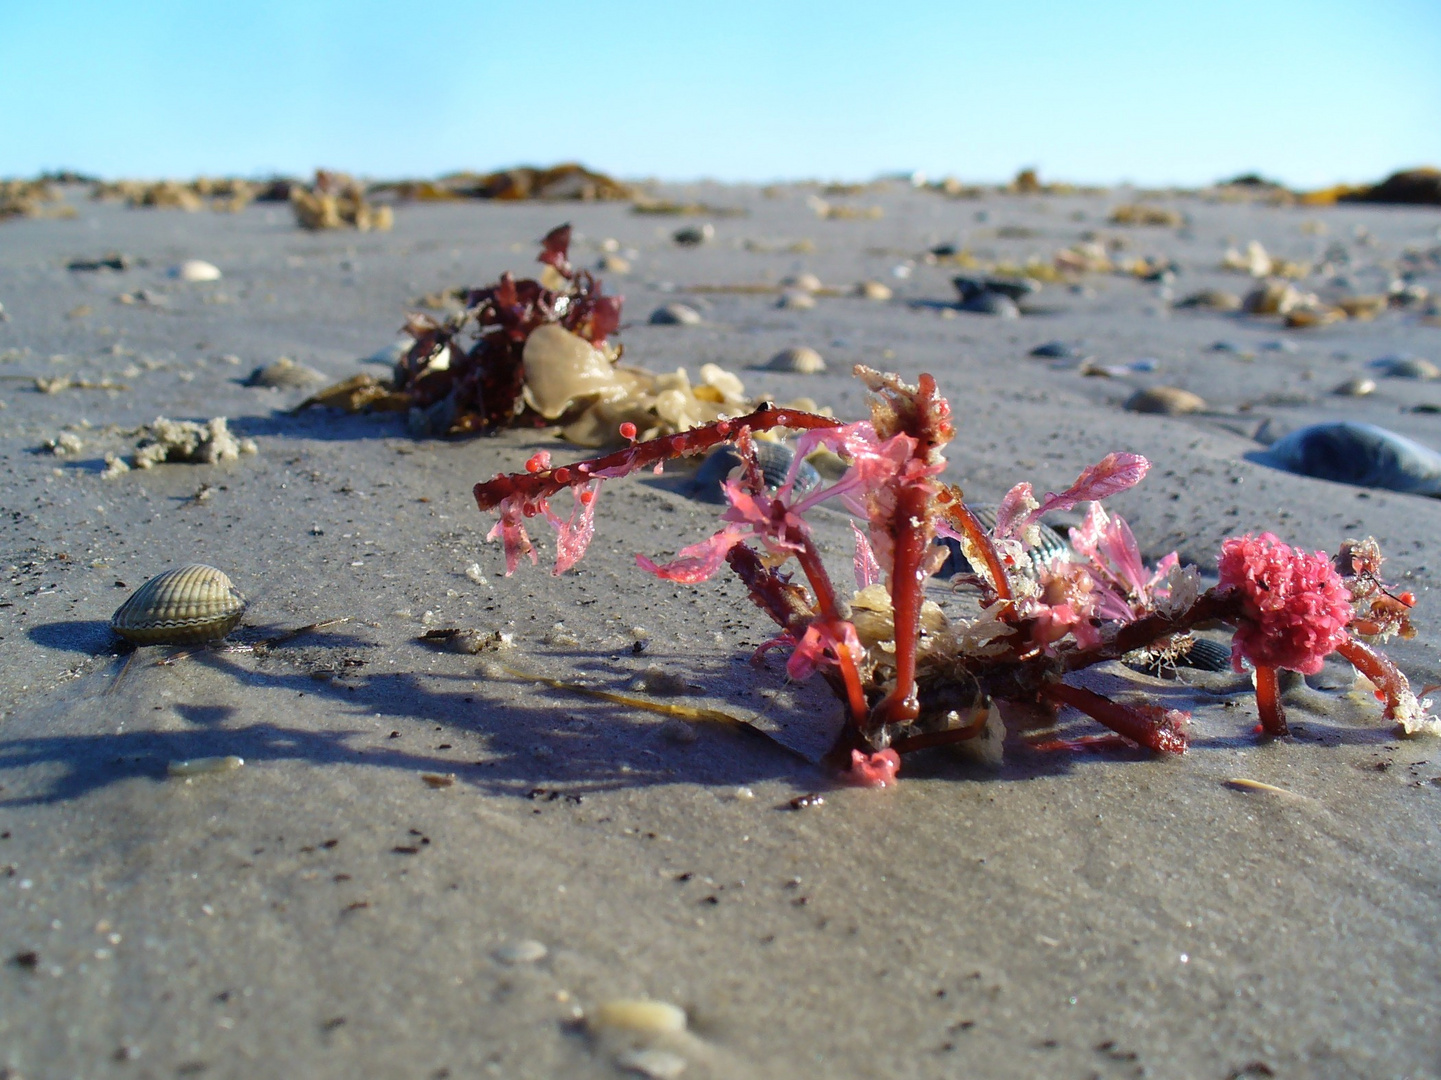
[1180,637,1233,671]
[1257,422,1441,496]
[111,564,247,645]
[933,505,1071,578]
[687,441,821,503]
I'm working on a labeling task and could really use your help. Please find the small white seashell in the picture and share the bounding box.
[615,1048,688,1079]
[172,260,222,283]
[244,357,325,389]
[1123,386,1207,415]
[781,272,822,293]
[649,303,703,326]
[854,280,892,301]
[167,755,244,778]
[112,565,247,645]
[765,347,825,374]
[494,939,548,965]
[777,289,815,310]
[1332,377,1377,397]
[590,1000,687,1036]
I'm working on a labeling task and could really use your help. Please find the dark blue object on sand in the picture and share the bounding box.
[1255,422,1441,496]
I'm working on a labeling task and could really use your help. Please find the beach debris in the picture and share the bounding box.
[1283,306,1343,329]
[112,565,248,645]
[686,440,821,503]
[590,1000,687,1036]
[1222,241,1309,279]
[1123,633,1233,676]
[1174,288,1242,312]
[765,346,826,374]
[1373,355,1439,380]
[954,274,1039,302]
[245,357,325,389]
[33,376,129,394]
[390,163,631,201]
[1242,280,1314,316]
[494,940,547,965]
[782,272,822,293]
[420,627,515,653]
[934,505,1071,578]
[1124,386,1207,415]
[292,171,393,232]
[807,195,883,220]
[41,431,84,456]
[67,252,134,272]
[125,417,257,469]
[777,289,816,310]
[1332,377,1377,397]
[420,773,456,788]
[294,373,409,414]
[1029,341,1087,360]
[1258,422,1441,496]
[632,198,746,217]
[854,280,893,301]
[649,303,703,326]
[167,755,245,778]
[614,1048,688,1080]
[170,260,221,283]
[1109,204,1184,227]
[1336,295,1388,321]
[959,291,1019,316]
[598,253,631,274]
[672,224,714,246]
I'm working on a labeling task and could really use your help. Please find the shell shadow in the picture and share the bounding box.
[27,619,115,655]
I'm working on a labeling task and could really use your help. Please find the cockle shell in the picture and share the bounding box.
[111,565,247,645]
[687,440,820,503]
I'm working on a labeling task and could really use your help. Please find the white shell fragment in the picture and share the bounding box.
[615,1048,688,1079]
[590,1000,688,1036]
[171,259,222,282]
[112,564,247,645]
[854,280,893,301]
[167,755,244,778]
[244,356,325,389]
[494,939,548,965]
[765,346,826,374]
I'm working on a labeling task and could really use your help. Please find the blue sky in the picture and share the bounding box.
[2,0,1438,187]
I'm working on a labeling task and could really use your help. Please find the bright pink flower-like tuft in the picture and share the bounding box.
[1218,533,1351,675]
[846,748,901,787]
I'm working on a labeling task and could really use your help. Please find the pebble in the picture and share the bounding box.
[244,356,325,389]
[672,224,714,246]
[781,272,822,293]
[777,289,815,310]
[494,939,548,965]
[1332,377,1377,396]
[1259,422,1441,496]
[854,280,892,301]
[171,259,222,282]
[590,1000,688,1036]
[1174,288,1242,311]
[764,346,825,374]
[615,1048,688,1079]
[1374,355,1439,380]
[167,755,244,778]
[599,254,632,274]
[1124,386,1207,415]
[958,291,1019,317]
[649,303,703,326]
[1029,341,1085,359]
[953,274,1039,302]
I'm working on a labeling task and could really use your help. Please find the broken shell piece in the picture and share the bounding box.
[1174,289,1241,312]
[590,1000,687,1036]
[167,755,244,778]
[170,260,222,283]
[132,417,258,468]
[112,564,247,645]
[649,303,703,326]
[296,373,410,413]
[1332,377,1377,396]
[1243,280,1310,316]
[244,356,325,389]
[615,1048,688,1080]
[494,940,547,965]
[1337,295,1388,321]
[854,280,892,301]
[522,324,625,420]
[765,346,825,374]
[598,254,631,274]
[1284,307,1343,328]
[781,272,822,292]
[1124,386,1207,415]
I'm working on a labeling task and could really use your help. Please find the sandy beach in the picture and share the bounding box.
[1,182,1440,1079]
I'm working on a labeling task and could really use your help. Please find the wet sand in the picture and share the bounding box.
[1,184,1440,1078]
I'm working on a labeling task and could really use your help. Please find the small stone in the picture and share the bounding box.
[672,224,714,246]
[765,347,825,374]
[1333,377,1377,397]
[599,254,631,274]
[959,291,1019,317]
[777,289,815,310]
[615,1048,688,1080]
[44,431,84,456]
[1174,288,1241,312]
[1376,355,1439,380]
[1029,340,1084,359]
[590,1000,687,1036]
[172,260,222,283]
[464,563,489,586]
[495,939,548,965]
[854,280,892,301]
[1124,386,1207,415]
[781,272,822,292]
[649,303,702,326]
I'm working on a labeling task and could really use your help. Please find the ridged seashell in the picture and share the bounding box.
[1181,637,1233,671]
[244,356,325,389]
[765,346,826,374]
[687,440,821,503]
[649,303,703,326]
[1257,422,1441,496]
[111,565,247,645]
[1124,386,1207,415]
[934,504,1071,578]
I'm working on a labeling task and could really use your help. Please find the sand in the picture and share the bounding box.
[1,183,1439,1079]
